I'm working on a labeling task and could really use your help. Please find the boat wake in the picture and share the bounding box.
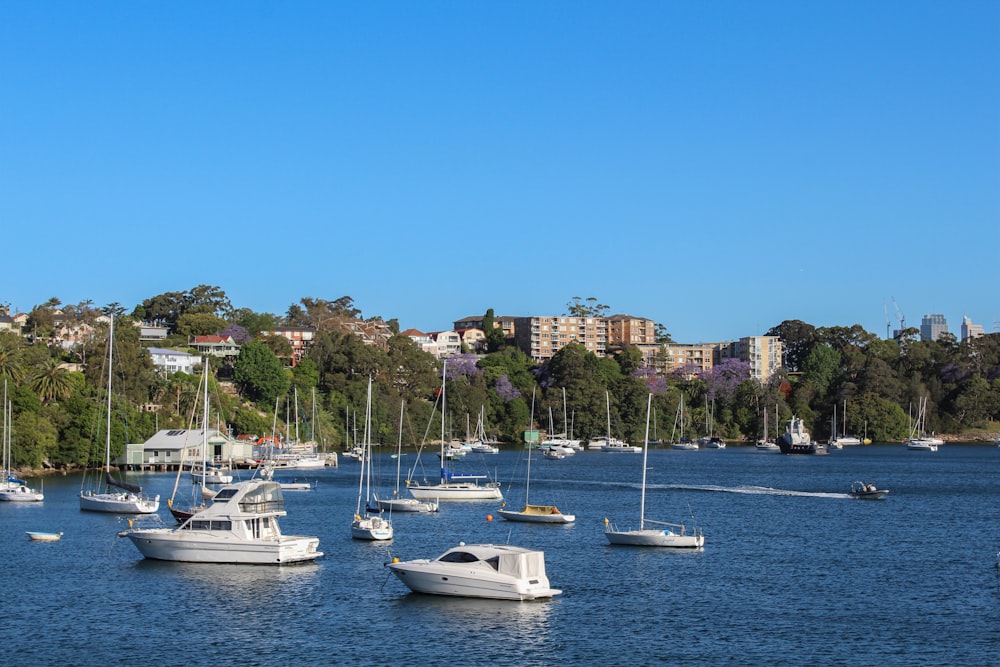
[661,484,848,499]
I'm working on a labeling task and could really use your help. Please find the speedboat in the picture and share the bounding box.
[755,440,781,452]
[849,481,889,500]
[702,437,726,449]
[120,479,322,564]
[385,543,562,600]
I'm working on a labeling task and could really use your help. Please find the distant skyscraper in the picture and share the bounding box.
[920,314,948,342]
[960,315,984,341]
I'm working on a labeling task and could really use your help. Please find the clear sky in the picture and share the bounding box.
[2,2,997,343]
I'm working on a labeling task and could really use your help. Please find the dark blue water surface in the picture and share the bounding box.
[2,445,998,666]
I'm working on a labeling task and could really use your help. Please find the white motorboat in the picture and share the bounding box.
[605,394,705,549]
[120,479,323,564]
[702,437,726,449]
[540,448,565,460]
[778,416,828,455]
[351,377,393,541]
[408,360,502,502]
[189,462,233,485]
[385,543,562,600]
[79,317,160,514]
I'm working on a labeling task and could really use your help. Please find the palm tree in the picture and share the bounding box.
[26,358,74,404]
[0,342,26,384]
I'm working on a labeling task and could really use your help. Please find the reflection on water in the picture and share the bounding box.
[132,559,323,609]
[391,592,554,642]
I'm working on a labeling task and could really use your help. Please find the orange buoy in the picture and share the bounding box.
[486,514,493,522]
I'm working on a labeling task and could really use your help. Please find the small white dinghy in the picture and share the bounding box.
[26,531,63,542]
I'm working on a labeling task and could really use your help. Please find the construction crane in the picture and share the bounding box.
[883,300,891,339]
[892,297,905,336]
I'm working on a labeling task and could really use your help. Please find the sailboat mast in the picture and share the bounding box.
[395,400,404,495]
[527,388,535,503]
[356,376,372,514]
[640,393,652,530]
[201,358,210,488]
[105,316,114,473]
[562,387,568,437]
[440,360,447,480]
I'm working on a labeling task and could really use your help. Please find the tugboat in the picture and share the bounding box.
[778,416,828,455]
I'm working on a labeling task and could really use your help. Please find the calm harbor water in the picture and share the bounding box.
[2,445,998,666]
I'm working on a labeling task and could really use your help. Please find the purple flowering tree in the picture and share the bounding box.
[701,358,751,402]
[219,323,251,344]
[444,353,482,381]
[494,374,521,402]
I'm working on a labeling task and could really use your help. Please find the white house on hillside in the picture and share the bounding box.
[148,348,198,375]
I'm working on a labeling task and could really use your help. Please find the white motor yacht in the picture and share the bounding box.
[120,479,322,564]
[386,543,562,600]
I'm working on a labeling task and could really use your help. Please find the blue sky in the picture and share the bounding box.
[2,2,997,343]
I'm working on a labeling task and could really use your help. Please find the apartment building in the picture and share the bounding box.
[719,335,784,384]
[261,326,316,366]
[511,315,607,361]
[637,342,715,378]
[606,314,657,345]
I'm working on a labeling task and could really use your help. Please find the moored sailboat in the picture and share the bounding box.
[408,360,502,501]
[79,316,159,514]
[498,389,574,524]
[351,377,393,540]
[604,394,704,548]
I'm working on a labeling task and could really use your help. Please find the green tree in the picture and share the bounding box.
[801,344,841,398]
[175,312,228,337]
[26,357,75,404]
[233,340,290,406]
[482,309,506,353]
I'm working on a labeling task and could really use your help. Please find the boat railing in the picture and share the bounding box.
[644,518,700,536]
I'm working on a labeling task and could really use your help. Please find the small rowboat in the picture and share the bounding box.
[25,531,63,542]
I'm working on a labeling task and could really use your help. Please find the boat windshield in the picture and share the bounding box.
[239,483,285,513]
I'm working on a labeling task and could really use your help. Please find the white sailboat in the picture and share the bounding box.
[408,360,502,501]
[598,390,641,452]
[351,377,393,540]
[372,400,438,513]
[670,395,698,450]
[906,396,942,451]
[755,405,781,451]
[0,383,43,502]
[831,400,862,446]
[604,394,704,548]
[167,358,219,523]
[79,316,160,514]
[498,389,574,524]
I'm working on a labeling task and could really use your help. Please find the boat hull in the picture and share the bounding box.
[0,486,44,502]
[126,531,323,564]
[497,508,575,524]
[849,490,889,500]
[351,515,393,541]
[386,563,560,600]
[604,528,704,548]
[25,531,62,541]
[80,491,160,513]
[373,497,439,513]
[409,483,502,501]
